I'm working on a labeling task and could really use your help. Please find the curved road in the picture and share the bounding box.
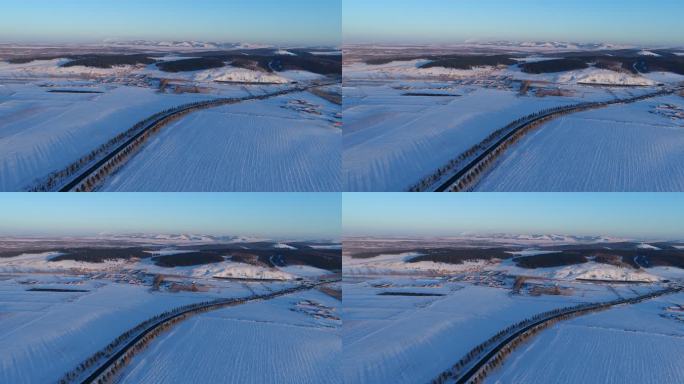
[58,82,333,192]
[450,286,679,384]
[77,279,335,384]
[434,87,679,192]
[58,101,222,192]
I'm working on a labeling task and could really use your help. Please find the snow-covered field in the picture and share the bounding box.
[0,237,338,383]
[497,259,661,282]
[342,235,683,383]
[342,50,682,191]
[0,83,214,190]
[343,252,491,275]
[343,84,612,191]
[0,53,338,191]
[118,289,341,384]
[100,91,341,191]
[475,94,684,191]
[486,292,684,384]
[505,65,659,86]
[343,276,651,384]
[342,63,659,191]
[0,243,337,281]
[342,243,673,284]
[0,275,251,384]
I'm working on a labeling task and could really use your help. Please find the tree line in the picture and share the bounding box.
[58,283,316,384]
[409,87,676,193]
[431,286,679,384]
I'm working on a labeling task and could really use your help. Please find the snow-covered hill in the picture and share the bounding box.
[102,40,273,51]
[557,68,656,86]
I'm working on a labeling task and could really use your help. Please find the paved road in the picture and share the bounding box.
[434,87,678,192]
[451,287,679,384]
[634,255,651,268]
[78,279,336,384]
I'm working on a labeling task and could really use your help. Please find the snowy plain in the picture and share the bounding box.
[486,292,684,384]
[341,235,683,383]
[100,91,341,191]
[475,95,684,191]
[117,289,341,384]
[0,54,339,191]
[342,55,681,191]
[0,277,252,384]
[0,83,214,190]
[342,276,653,384]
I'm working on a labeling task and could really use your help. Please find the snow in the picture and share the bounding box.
[550,262,658,282]
[642,71,684,84]
[0,249,299,281]
[278,70,326,82]
[0,278,229,384]
[346,234,630,248]
[106,233,266,245]
[0,251,128,273]
[309,244,342,250]
[556,68,656,86]
[202,262,293,280]
[310,51,342,56]
[343,83,620,191]
[344,60,500,80]
[507,250,560,257]
[647,266,684,279]
[501,65,657,86]
[342,55,662,191]
[144,249,196,256]
[343,253,489,276]
[117,290,340,384]
[486,292,684,384]
[0,83,214,191]
[194,66,289,84]
[275,49,297,56]
[100,92,341,191]
[637,243,661,250]
[0,55,333,191]
[475,95,684,191]
[274,243,297,249]
[343,278,628,384]
[277,265,333,278]
[344,250,660,283]
[638,50,661,57]
[0,59,139,78]
[347,42,633,54]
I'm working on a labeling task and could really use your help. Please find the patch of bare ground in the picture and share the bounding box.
[318,286,342,301]
[309,87,341,105]
[528,285,573,296]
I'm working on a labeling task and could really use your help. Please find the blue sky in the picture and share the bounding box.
[343,193,684,240]
[0,193,341,239]
[344,0,684,46]
[0,0,341,45]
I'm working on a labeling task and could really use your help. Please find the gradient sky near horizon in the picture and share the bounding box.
[344,0,684,46]
[343,193,684,240]
[0,0,341,45]
[0,193,340,239]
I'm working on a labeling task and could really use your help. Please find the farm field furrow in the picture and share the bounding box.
[101,92,341,192]
[0,280,234,384]
[118,290,341,384]
[486,292,684,384]
[0,84,216,191]
[475,95,684,191]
